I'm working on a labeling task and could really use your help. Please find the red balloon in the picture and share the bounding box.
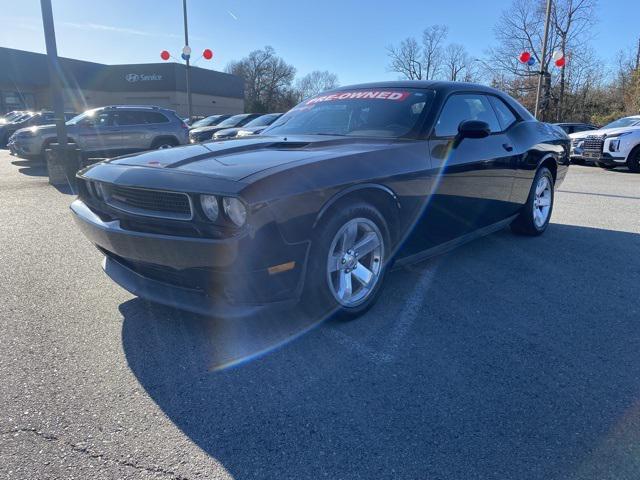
[203,49,214,60]
[519,51,531,64]
[160,50,170,61]
[555,57,566,68]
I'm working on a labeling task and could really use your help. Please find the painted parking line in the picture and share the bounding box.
[325,258,441,364]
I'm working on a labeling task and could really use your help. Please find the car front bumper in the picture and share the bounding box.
[70,199,308,317]
[582,151,627,166]
[7,137,41,156]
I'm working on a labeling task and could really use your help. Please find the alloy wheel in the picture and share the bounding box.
[326,217,384,307]
[533,176,552,228]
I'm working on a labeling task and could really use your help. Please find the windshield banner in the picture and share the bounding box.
[307,91,410,104]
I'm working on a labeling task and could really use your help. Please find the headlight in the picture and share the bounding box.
[609,139,621,151]
[223,197,247,227]
[200,194,219,221]
[608,132,632,152]
[236,130,251,137]
[94,182,107,200]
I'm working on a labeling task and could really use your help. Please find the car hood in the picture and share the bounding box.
[25,124,68,135]
[569,126,640,139]
[238,126,265,134]
[189,125,230,135]
[214,128,240,138]
[107,135,403,182]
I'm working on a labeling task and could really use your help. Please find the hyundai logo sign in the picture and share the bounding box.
[125,73,163,83]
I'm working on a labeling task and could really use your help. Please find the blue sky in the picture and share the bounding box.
[1,0,638,85]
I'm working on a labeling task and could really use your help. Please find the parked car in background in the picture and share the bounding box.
[553,122,599,135]
[71,81,569,320]
[188,114,232,131]
[0,110,28,125]
[1,111,77,146]
[183,116,206,125]
[189,113,262,143]
[569,115,640,171]
[8,105,188,159]
[217,113,283,139]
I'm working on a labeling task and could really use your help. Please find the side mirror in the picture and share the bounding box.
[457,120,491,140]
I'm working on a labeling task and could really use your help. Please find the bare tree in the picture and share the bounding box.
[487,0,598,120]
[422,25,448,80]
[488,0,558,79]
[552,0,597,120]
[443,43,470,81]
[226,46,296,112]
[387,37,423,80]
[294,71,340,101]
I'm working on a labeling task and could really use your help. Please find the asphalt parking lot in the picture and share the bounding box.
[1,149,639,480]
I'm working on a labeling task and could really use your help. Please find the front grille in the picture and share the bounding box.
[104,184,192,220]
[101,249,223,295]
[583,136,604,153]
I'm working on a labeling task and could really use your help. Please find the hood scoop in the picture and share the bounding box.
[264,141,311,150]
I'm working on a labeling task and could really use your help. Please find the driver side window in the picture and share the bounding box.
[83,112,112,127]
[434,94,501,138]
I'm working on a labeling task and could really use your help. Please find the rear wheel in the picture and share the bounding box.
[511,167,554,236]
[304,202,390,320]
[626,148,640,173]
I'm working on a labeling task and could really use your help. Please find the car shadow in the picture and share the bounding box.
[11,158,78,194]
[11,159,47,177]
[120,223,640,480]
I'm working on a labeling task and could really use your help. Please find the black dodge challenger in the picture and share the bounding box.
[71,81,569,319]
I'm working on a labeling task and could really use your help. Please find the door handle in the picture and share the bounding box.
[502,143,514,152]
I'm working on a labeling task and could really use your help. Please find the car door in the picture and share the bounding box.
[112,110,150,152]
[424,93,518,244]
[77,111,119,153]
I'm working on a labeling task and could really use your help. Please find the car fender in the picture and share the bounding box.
[312,183,401,229]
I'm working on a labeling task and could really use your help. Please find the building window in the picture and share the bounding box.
[1,91,35,112]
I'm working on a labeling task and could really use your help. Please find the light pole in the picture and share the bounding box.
[534,0,553,119]
[182,0,193,121]
[40,0,67,149]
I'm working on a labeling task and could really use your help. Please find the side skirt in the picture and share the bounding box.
[392,214,519,269]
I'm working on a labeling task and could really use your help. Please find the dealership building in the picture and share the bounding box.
[0,47,244,116]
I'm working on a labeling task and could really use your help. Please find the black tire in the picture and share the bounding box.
[511,167,554,236]
[626,148,640,173]
[303,201,391,320]
[151,137,179,150]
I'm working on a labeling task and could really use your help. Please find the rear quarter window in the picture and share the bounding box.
[144,112,170,124]
[488,96,518,131]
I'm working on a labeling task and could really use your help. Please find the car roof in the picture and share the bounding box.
[330,80,504,95]
[325,80,535,121]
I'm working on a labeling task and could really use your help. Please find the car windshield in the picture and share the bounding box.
[603,117,640,129]
[11,114,33,124]
[66,109,100,125]
[216,114,250,128]
[244,113,281,128]
[191,115,221,128]
[264,89,434,138]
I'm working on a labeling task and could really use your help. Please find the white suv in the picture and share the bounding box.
[569,115,640,172]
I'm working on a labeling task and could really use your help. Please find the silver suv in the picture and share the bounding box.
[8,105,189,159]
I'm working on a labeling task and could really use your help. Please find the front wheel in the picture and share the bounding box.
[511,167,554,236]
[627,149,640,173]
[304,202,390,320]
